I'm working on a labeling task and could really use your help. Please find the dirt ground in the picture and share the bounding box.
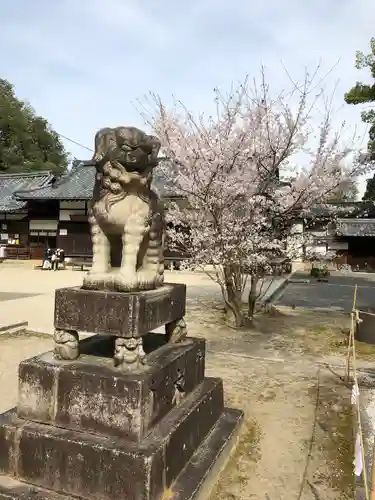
[0,331,52,413]
[183,301,357,500]
[0,293,365,500]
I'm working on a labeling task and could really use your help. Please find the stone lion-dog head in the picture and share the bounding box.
[93,126,161,191]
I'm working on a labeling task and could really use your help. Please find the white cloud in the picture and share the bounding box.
[1,0,375,195]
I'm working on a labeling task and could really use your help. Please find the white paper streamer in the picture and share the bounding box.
[351,382,360,405]
[354,432,363,476]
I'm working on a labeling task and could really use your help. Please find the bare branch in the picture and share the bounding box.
[138,64,369,327]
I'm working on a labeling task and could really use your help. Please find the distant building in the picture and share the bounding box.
[0,162,182,261]
[1,165,375,270]
[0,170,55,259]
[292,202,375,270]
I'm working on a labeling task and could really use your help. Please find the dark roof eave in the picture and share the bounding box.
[13,176,57,199]
[335,219,375,237]
[0,170,53,179]
[12,161,183,201]
[15,195,183,202]
[0,204,28,213]
[0,171,55,212]
[336,232,375,237]
[164,195,185,200]
[15,195,91,201]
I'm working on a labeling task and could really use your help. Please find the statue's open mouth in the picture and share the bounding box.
[80,152,159,170]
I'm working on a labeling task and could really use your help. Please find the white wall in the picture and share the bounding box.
[59,200,86,221]
[306,244,327,257]
[29,220,58,231]
[328,240,348,251]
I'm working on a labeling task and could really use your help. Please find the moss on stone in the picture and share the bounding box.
[209,418,261,499]
[309,382,354,499]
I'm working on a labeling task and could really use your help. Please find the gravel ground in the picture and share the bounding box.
[0,267,357,499]
[207,355,352,500]
[0,307,357,499]
[188,306,355,500]
[0,331,52,413]
[0,267,284,332]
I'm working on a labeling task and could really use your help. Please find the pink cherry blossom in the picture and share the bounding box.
[141,70,372,327]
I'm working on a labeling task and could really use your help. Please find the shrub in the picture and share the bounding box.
[310,262,330,278]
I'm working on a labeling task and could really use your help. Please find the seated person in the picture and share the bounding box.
[51,250,58,271]
[56,248,66,269]
[42,247,52,269]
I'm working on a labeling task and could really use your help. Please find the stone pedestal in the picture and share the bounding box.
[53,284,188,365]
[0,285,243,499]
[54,284,187,338]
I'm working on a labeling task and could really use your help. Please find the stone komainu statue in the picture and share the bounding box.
[82,126,165,292]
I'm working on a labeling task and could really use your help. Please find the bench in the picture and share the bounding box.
[164,256,190,271]
[71,261,92,271]
[65,255,93,271]
[34,261,68,271]
[64,256,187,271]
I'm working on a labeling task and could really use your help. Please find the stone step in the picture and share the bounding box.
[0,408,243,500]
[0,475,75,499]
[17,336,205,442]
[0,378,224,500]
[170,408,243,500]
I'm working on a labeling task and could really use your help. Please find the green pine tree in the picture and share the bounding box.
[363,173,375,200]
[0,79,69,174]
[345,38,375,160]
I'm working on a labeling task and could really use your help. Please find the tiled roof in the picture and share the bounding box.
[0,171,53,212]
[335,219,375,237]
[15,161,182,201]
[15,165,95,200]
[301,202,361,219]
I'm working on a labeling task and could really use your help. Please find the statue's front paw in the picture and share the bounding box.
[83,273,102,290]
[113,272,139,292]
[154,274,164,288]
[83,271,117,291]
[136,270,158,290]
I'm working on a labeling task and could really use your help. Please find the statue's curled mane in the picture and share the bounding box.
[91,126,161,214]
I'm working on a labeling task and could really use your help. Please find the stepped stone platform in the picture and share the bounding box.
[0,285,243,499]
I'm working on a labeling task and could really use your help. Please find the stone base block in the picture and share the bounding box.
[168,408,243,499]
[54,283,186,337]
[0,408,242,500]
[17,336,205,441]
[0,378,228,500]
[0,475,75,499]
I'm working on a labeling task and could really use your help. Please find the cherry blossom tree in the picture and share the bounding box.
[141,70,371,327]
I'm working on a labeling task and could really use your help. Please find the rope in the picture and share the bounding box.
[347,284,370,500]
[351,314,369,499]
[298,283,369,498]
[357,309,375,318]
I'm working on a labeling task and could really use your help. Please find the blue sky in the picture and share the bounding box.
[1,0,375,195]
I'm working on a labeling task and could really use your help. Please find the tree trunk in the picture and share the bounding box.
[221,265,245,328]
[223,295,244,327]
[248,275,259,319]
[226,293,245,327]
